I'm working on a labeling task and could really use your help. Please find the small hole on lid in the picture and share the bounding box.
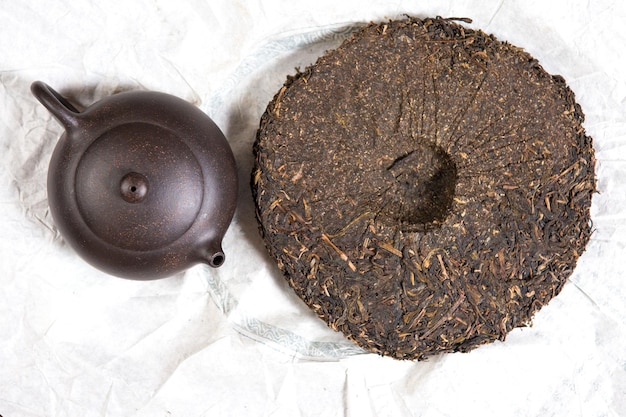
[130,186,137,192]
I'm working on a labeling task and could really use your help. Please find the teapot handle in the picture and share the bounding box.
[31,81,82,131]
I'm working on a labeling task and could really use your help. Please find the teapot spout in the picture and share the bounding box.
[31,81,81,131]
[198,241,226,268]
[208,251,226,268]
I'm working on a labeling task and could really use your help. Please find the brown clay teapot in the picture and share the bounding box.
[31,81,238,280]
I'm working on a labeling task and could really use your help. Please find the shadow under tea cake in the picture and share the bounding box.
[252,17,595,360]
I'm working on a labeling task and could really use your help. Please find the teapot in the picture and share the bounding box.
[31,81,238,280]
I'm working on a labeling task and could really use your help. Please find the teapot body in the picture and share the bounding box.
[32,82,238,279]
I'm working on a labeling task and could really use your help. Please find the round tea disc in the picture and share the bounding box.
[253,17,595,359]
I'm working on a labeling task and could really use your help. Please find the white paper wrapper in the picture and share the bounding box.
[1,1,625,416]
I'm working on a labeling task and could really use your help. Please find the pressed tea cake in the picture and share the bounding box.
[252,17,595,359]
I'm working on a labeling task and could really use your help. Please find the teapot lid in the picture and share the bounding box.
[74,122,205,251]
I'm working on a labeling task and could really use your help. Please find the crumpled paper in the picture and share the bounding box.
[1,0,625,416]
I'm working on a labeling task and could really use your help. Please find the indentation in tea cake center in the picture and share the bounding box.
[381,143,457,231]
